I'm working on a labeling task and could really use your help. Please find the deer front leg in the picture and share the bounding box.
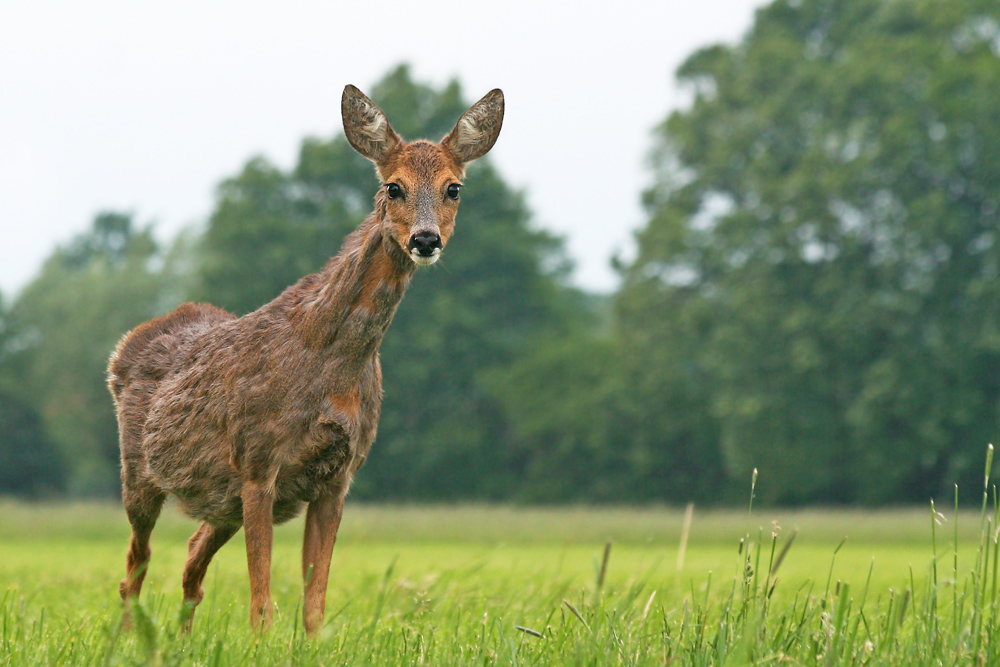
[302,491,345,635]
[242,479,275,631]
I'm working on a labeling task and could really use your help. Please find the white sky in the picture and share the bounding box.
[0,0,766,297]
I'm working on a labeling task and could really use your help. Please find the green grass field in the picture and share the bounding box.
[1,499,997,665]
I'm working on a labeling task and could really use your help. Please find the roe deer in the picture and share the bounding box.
[107,84,504,633]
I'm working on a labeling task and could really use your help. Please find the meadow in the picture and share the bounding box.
[1,495,997,665]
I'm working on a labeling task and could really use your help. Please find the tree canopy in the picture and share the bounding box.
[0,293,65,496]
[3,213,176,495]
[620,0,1000,504]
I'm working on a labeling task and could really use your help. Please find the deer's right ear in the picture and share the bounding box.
[342,85,401,164]
[442,89,504,164]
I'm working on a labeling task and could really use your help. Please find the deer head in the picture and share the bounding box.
[342,85,504,266]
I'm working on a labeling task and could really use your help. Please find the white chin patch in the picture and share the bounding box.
[410,250,441,266]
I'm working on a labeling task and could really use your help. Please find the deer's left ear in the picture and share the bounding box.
[442,89,504,164]
[342,84,402,165]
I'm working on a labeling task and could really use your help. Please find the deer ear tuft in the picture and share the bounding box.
[442,89,504,164]
[342,85,401,164]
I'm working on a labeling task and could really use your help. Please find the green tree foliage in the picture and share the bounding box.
[196,65,584,500]
[0,389,65,496]
[7,213,175,495]
[0,294,65,496]
[485,296,729,504]
[483,333,642,503]
[622,0,1000,504]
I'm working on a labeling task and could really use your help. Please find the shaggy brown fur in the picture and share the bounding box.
[108,85,503,633]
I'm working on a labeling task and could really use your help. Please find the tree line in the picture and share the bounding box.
[2,0,998,505]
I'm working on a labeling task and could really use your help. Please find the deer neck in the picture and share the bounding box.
[288,212,416,353]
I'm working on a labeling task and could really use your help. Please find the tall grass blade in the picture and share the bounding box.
[677,503,694,573]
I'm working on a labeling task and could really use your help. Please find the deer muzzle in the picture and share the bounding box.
[408,230,442,265]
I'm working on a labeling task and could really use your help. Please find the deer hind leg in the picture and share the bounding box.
[301,491,346,635]
[180,521,239,632]
[119,481,165,618]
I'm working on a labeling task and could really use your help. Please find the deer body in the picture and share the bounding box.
[124,216,409,525]
[108,85,503,633]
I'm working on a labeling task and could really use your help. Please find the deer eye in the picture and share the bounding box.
[386,183,402,200]
[446,183,461,200]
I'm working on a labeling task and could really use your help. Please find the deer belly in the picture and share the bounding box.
[143,417,353,524]
[143,439,242,523]
[276,421,353,505]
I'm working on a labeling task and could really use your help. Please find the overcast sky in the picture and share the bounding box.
[0,0,767,297]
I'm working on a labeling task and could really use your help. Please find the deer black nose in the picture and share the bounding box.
[409,231,442,256]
